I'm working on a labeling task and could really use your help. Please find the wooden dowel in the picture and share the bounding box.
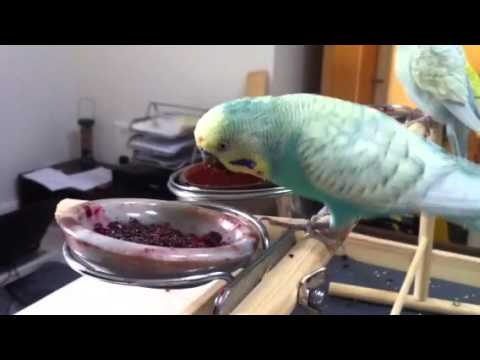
[344,232,480,289]
[390,235,431,315]
[329,282,480,315]
[414,214,435,301]
[413,123,442,301]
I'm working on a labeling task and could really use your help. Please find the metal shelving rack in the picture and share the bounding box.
[128,102,208,171]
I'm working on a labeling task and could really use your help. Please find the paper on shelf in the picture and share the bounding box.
[68,167,113,191]
[24,167,113,192]
[23,168,73,191]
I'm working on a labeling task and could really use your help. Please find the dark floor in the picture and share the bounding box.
[293,256,480,315]
[0,262,80,315]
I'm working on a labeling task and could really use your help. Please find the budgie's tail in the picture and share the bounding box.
[442,83,480,158]
[446,122,471,158]
[420,159,480,233]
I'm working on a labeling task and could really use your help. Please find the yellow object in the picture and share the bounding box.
[246,71,269,97]
[464,46,480,71]
[466,62,480,100]
[434,218,450,245]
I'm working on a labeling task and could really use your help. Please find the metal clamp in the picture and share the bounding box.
[297,267,328,314]
[213,230,297,315]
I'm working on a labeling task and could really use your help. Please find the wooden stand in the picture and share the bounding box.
[328,228,480,315]
[22,199,480,315]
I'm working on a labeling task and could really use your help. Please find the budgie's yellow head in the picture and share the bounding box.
[194,99,272,180]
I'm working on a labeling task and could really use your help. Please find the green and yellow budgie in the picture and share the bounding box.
[195,94,480,249]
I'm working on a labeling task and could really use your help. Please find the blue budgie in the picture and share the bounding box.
[396,45,480,158]
[195,94,480,250]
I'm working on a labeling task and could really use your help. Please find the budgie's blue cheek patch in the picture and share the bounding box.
[229,159,257,170]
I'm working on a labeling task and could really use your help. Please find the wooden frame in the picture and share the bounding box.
[321,45,380,105]
[226,223,480,315]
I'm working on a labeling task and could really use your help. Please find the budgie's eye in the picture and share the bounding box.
[218,142,229,152]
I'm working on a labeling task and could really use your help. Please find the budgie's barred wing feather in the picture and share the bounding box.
[297,104,453,213]
[410,45,468,104]
[411,46,480,132]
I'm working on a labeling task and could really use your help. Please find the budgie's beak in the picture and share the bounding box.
[199,149,217,164]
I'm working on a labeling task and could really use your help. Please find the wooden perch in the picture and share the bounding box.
[329,283,480,315]
[390,230,431,315]
[414,214,435,301]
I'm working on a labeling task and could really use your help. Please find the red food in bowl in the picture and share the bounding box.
[93,219,225,248]
[183,162,265,189]
[56,199,265,278]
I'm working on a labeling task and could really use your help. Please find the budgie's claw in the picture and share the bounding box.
[256,216,308,233]
[307,228,344,254]
[309,206,331,226]
[306,210,352,255]
[257,211,353,255]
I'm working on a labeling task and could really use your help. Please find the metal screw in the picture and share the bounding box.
[309,288,325,310]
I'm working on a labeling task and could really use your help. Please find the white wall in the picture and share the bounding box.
[272,45,308,95]
[272,45,322,95]
[0,45,80,214]
[0,45,318,213]
[75,45,276,163]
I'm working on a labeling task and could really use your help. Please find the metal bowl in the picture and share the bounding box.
[168,165,307,217]
[55,198,267,279]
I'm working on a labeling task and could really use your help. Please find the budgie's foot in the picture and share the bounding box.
[307,228,343,254]
[306,210,354,255]
[405,115,435,139]
[307,223,354,255]
[309,206,331,225]
[257,210,354,255]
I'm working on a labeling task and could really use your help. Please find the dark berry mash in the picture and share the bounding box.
[93,219,225,248]
[183,162,265,188]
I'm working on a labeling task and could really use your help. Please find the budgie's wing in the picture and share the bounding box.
[298,106,448,212]
[411,46,480,132]
[411,45,468,104]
